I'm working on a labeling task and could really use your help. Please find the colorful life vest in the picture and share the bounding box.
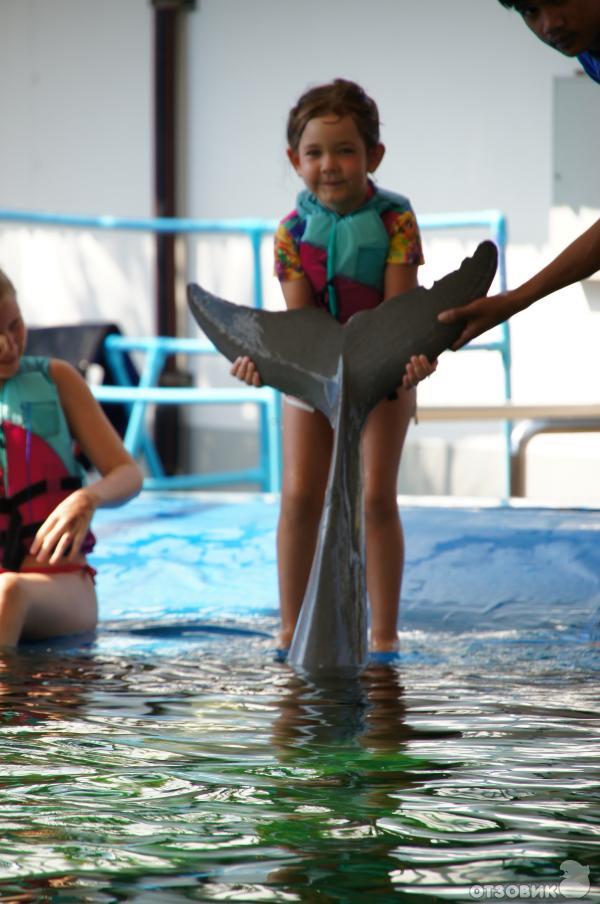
[295,185,413,322]
[0,356,95,570]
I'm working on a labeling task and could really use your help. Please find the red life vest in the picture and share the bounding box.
[0,358,95,570]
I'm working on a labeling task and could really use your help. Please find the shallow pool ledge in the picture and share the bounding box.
[91,492,600,637]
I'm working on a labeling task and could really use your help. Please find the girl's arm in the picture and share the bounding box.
[383,261,418,298]
[384,263,438,388]
[280,275,316,310]
[29,359,143,563]
[230,276,316,386]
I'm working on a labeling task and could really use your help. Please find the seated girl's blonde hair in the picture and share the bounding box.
[0,270,16,302]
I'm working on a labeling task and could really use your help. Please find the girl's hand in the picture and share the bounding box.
[230,356,262,387]
[402,354,438,389]
[29,488,99,564]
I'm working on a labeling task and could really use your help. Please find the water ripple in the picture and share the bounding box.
[0,630,598,900]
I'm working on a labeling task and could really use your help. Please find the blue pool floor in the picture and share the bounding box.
[89,492,600,645]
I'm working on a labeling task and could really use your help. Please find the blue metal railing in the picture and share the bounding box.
[418,208,509,389]
[418,209,511,493]
[0,207,511,493]
[100,334,282,492]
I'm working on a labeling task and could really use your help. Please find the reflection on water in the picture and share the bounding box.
[0,625,598,901]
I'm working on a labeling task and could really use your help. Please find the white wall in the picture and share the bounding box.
[0,0,151,216]
[183,0,575,240]
[0,0,153,335]
[0,0,581,312]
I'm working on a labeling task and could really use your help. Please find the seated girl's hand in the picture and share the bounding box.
[402,354,438,390]
[230,356,262,387]
[29,488,98,564]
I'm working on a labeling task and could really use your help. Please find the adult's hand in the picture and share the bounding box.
[438,291,523,350]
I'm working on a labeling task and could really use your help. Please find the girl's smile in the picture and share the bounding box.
[288,115,384,215]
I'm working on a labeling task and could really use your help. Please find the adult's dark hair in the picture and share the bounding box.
[286,78,381,152]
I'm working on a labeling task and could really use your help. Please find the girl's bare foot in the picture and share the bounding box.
[369,632,400,654]
[275,628,294,651]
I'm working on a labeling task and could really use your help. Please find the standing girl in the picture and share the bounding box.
[232,79,433,658]
[0,268,143,647]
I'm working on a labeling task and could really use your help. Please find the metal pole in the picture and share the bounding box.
[153,2,177,336]
[151,0,196,472]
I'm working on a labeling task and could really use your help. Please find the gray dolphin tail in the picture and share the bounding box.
[187,241,498,674]
[342,239,498,415]
[187,284,342,419]
[187,240,497,423]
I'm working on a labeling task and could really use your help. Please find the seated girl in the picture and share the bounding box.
[0,268,143,647]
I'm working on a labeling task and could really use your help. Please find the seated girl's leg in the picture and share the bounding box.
[276,401,332,649]
[362,387,416,653]
[0,569,98,647]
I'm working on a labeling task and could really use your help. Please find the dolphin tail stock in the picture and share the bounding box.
[187,283,343,419]
[287,372,368,672]
[341,239,499,417]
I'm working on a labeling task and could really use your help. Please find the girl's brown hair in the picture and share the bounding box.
[286,78,381,152]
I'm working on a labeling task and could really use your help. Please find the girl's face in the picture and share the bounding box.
[0,293,26,381]
[288,114,384,215]
[515,0,600,56]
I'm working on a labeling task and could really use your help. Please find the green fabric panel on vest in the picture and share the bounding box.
[0,356,85,482]
[296,186,408,290]
[301,209,389,289]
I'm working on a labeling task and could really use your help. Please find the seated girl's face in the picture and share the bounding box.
[0,293,26,381]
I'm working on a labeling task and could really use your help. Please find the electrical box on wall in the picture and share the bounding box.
[553,75,600,209]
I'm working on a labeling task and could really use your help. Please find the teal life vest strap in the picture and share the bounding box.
[296,185,412,320]
[326,218,340,319]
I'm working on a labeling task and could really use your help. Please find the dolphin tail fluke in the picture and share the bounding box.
[187,284,343,417]
[341,239,499,416]
[188,240,498,424]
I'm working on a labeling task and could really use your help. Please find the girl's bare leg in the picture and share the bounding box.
[276,401,332,649]
[0,570,98,648]
[362,388,415,653]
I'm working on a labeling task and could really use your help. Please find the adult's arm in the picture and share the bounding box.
[438,217,600,350]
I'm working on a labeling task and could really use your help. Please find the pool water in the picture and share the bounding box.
[0,494,598,902]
